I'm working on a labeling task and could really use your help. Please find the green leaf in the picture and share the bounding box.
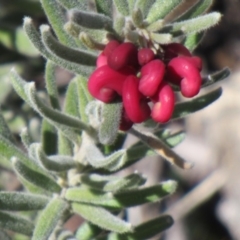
[31,143,76,172]
[33,197,69,240]
[0,230,11,240]
[172,87,222,119]
[57,0,88,10]
[202,68,231,88]
[0,211,34,236]
[45,60,61,110]
[58,132,73,156]
[146,0,182,23]
[72,202,133,233]
[41,119,58,155]
[108,215,173,240]
[0,110,15,142]
[95,0,113,17]
[183,32,205,52]
[75,221,102,240]
[0,192,49,211]
[162,131,186,148]
[129,128,193,169]
[12,158,61,193]
[99,101,122,145]
[79,32,105,50]
[70,9,113,30]
[76,76,93,123]
[40,25,97,66]
[113,0,130,16]
[134,0,155,18]
[131,7,144,28]
[150,32,173,44]
[163,12,222,37]
[23,17,93,76]
[66,180,177,209]
[113,15,126,37]
[40,0,76,46]
[176,0,214,21]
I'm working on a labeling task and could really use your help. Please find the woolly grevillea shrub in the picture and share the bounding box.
[0,0,230,239]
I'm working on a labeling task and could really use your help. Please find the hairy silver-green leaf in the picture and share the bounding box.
[95,0,113,17]
[172,87,222,119]
[0,211,34,236]
[113,0,130,16]
[99,101,122,145]
[150,32,173,44]
[76,76,93,123]
[12,158,61,193]
[41,25,97,66]
[57,0,88,10]
[70,9,113,30]
[107,215,173,240]
[23,17,93,76]
[131,7,144,28]
[0,111,15,142]
[20,127,33,149]
[40,0,76,46]
[58,132,74,156]
[56,230,76,240]
[0,192,49,211]
[134,0,155,18]
[33,197,69,240]
[162,131,186,148]
[176,0,214,21]
[45,60,61,110]
[183,32,205,51]
[146,19,164,32]
[146,0,182,23]
[72,202,133,233]
[163,12,222,37]
[66,180,177,209]
[202,68,230,88]
[79,32,105,50]
[75,221,102,240]
[113,15,125,37]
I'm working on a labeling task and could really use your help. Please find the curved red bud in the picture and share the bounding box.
[139,59,165,97]
[151,82,175,123]
[167,56,202,97]
[122,75,151,123]
[119,108,133,131]
[138,48,155,66]
[108,42,138,70]
[103,40,120,57]
[88,65,135,103]
[96,52,108,68]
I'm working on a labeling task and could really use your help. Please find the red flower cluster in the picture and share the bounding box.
[88,40,202,130]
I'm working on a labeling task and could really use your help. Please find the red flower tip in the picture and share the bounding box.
[123,75,151,123]
[139,59,165,97]
[88,65,135,103]
[108,42,138,71]
[167,56,202,97]
[119,109,133,131]
[96,52,107,68]
[103,40,120,57]
[163,43,192,60]
[138,48,155,66]
[151,82,175,123]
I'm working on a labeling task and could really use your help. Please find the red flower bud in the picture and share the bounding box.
[163,43,191,60]
[96,52,107,68]
[103,40,120,57]
[88,65,135,103]
[122,75,151,123]
[138,48,155,66]
[139,59,165,97]
[167,56,202,97]
[108,42,138,70]
[151,82,175,123]
[119,108,133,131]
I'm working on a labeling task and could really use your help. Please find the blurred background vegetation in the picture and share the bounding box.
[0,0,239,239]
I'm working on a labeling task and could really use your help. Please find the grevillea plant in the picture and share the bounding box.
[0,0,230,239]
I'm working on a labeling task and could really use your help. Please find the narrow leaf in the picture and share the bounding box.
[183,32,205,51]
[75,222,102,240]
[146,0,182,23]
[176,0,214,21]
[162,131,186,148]
[172,87,222,119]
[20,127,33,149]
[57,0,88,10]
[0,192,49,211]
[131,7,144,28]
[135,0,155,18]
[0,211,34,236]
[113,0,130,16]
[150,32,173,44]
[202,68,230,87]
[72,203,133,233]
[12,158,61,193]
[99,101,122,145]
[23,17,93,76]
[40,0,76,46]
[129,128,193,169]
[0,110,15,142]
[33,197,69,240]
[58,132,73,156]
[66,180,177,209]
[113,15,126,37]
[95,0,113,17]
[41,25,97,66]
